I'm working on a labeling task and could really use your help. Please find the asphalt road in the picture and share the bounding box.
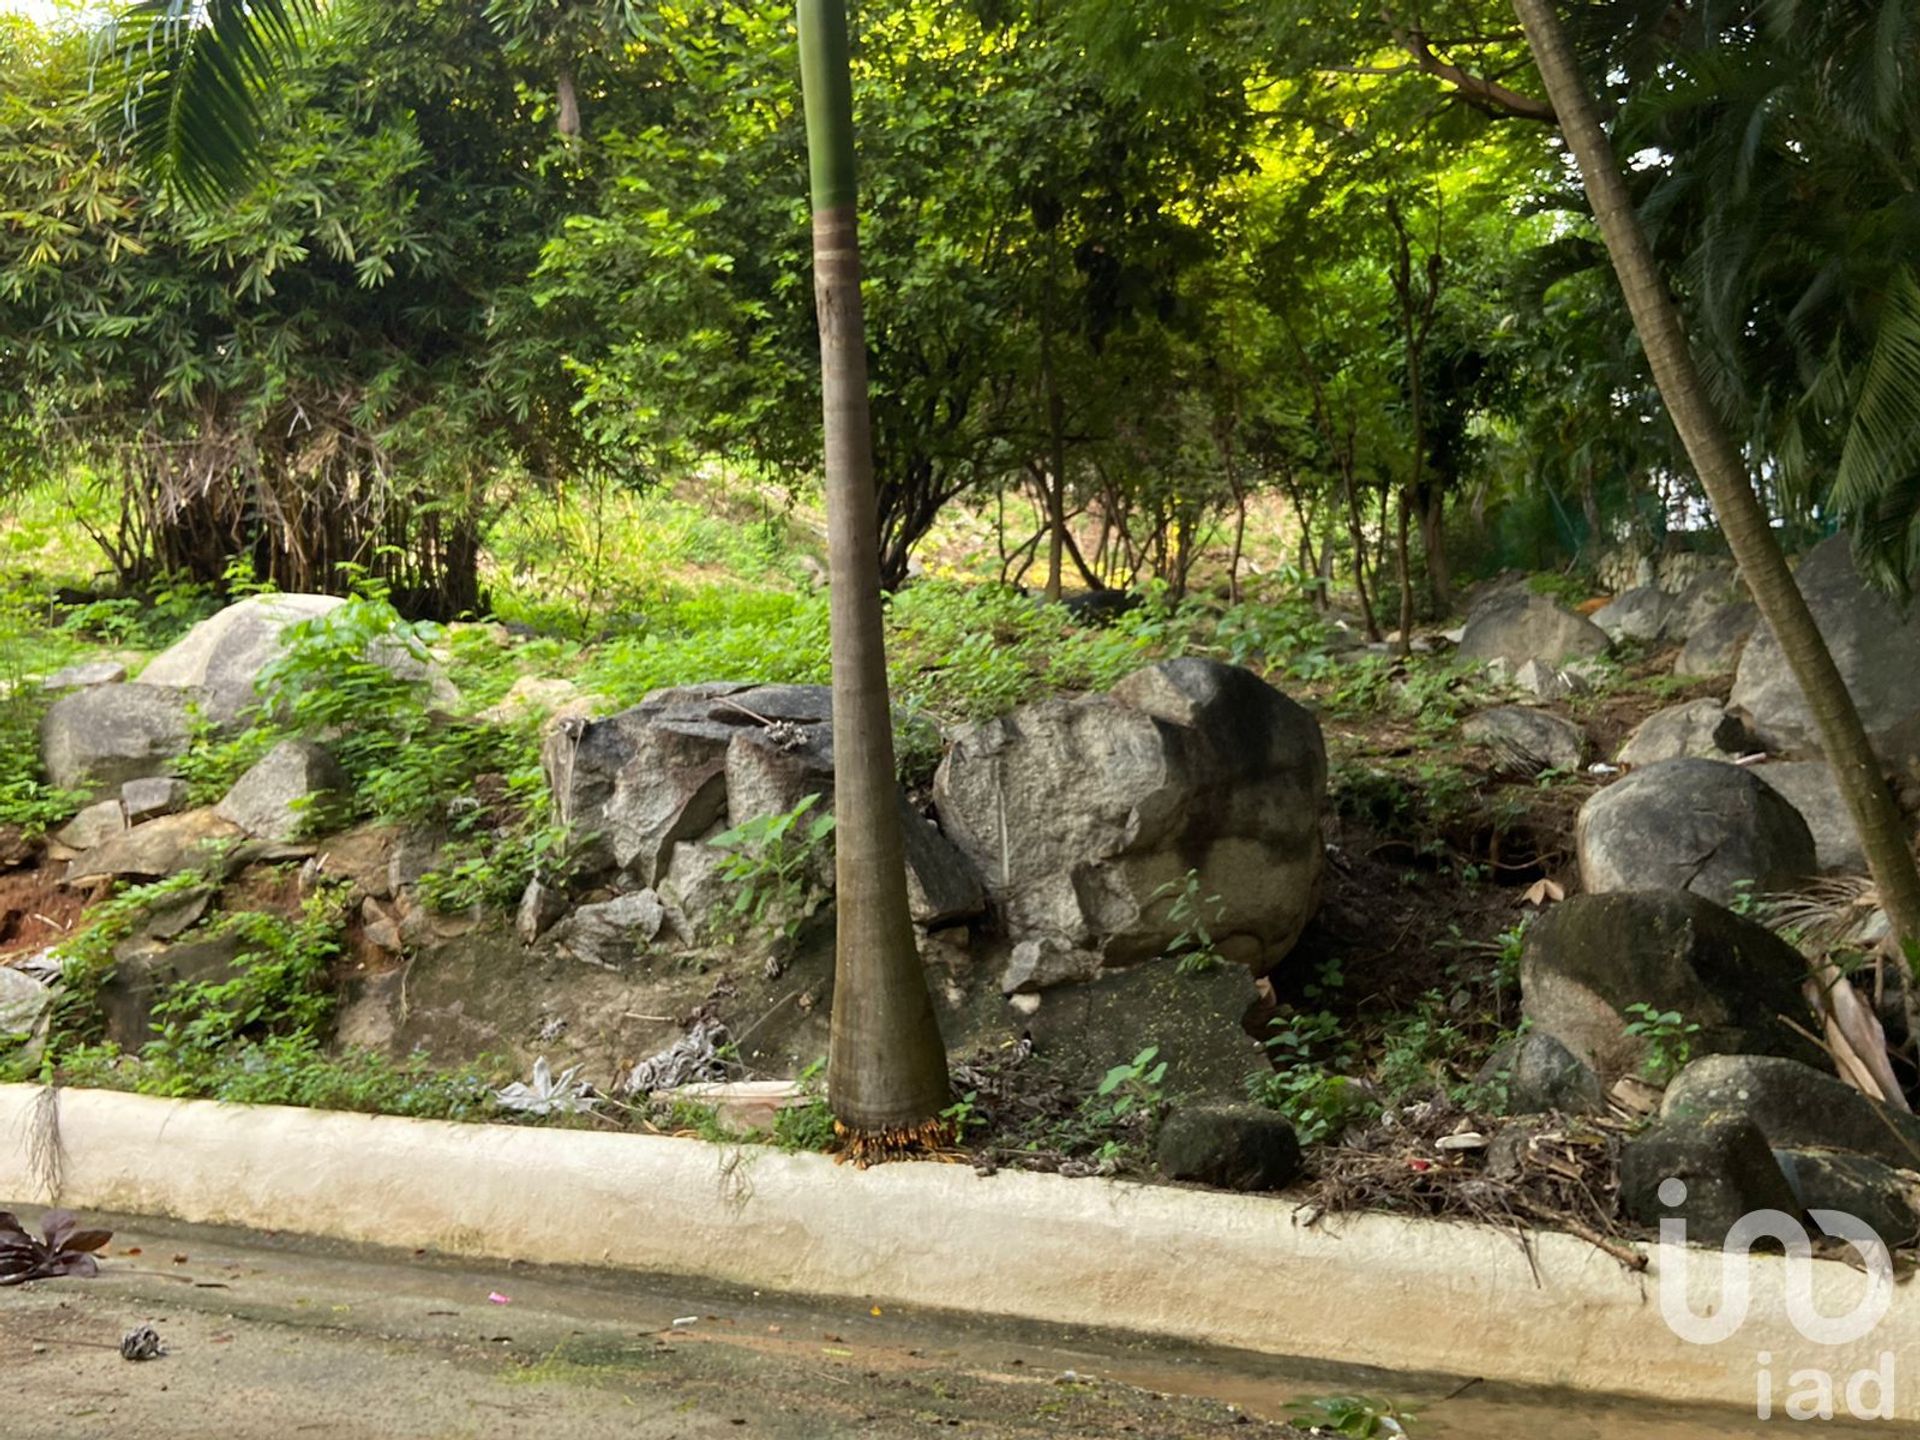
[0,1208,1844,1439]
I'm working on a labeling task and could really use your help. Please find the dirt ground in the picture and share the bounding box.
[0,1209,1854,1440]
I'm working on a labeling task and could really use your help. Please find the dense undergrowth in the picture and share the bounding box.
[0,474,1619,1165]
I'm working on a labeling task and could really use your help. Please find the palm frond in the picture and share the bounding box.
[1834,267,1920,587]
[95,0,317,205]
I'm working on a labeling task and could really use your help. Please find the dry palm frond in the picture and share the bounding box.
[1766,875,1889,955]
[832,1118,962,1169]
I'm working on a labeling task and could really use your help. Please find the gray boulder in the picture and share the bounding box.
[1732,537,1920,769]
[1616,699,1753,767]
[1674,602,1758,678]
[1591,586,1670,644]
[934,658,1325,972]
[657,840,734,944]
[1157,1104,1303,1191]
[0,966,51,1036]
[1576,758,1817,905]
[1775,1149,1920,1250]
[547,683,833,888]
[547,890,668,968]
[1619,1114,1801,1246]
[39,684,194,797]
[1462,706,1587,776]
[1521,890,1827,1086]
[65,808,241,884]
[1459,591,1610,668]
[1663,1054,1920,1173]
[214,739,345,842]
[134,593,450,727]
[1497,1031,1605,1115]
[1753,760,1867,874]
[1659,565,1745,642]
[899,800,987,927]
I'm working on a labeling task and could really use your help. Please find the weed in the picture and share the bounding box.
[1092,1046,1168,1123]
[710,793,836,945]
[1152,869,1226,975]
[1290,1393,1418,1437]
[1622,1003,1702,1083]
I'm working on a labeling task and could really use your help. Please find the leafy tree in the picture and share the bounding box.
[3,1,633,616]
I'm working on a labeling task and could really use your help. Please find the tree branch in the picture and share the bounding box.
[1382,8,1557,124]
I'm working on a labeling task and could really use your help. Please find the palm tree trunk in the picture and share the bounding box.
[797,0,951,1149]
[1513,0,1920,949]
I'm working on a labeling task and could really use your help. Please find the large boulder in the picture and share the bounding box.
[1731,537,1920,770]
[546,682,986,930]
[134,593,448,727]
[1591,586,1670,644]
[64,808,242,885]
[1616,699,1753,767]
[1458,591,1610,668]
[1521,890,1828,1086]
[1619,1114,1801,1246]
[546,683,778,887]
[1576,758,1817,905]
[1462,706,1586,775]
[1662,1054,1920,1173]
[39,684,194,797]
[214,739,345,842]
[1753,760,1868,874]
[1659,564,1745,642]
[1674,602,1758,678]
[933,657,1326,973]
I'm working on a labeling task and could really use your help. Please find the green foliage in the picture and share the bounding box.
[1252,1011,1377,1146]
[1289,1393,1418,1438]
[1622,1003,1702,1084]
[1152,869,1226,975]
[139,893,347,1085]
[1092,1046,1168,1123]
[709,794,837,945]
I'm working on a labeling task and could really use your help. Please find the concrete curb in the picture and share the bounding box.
[1,1084,1909,1414]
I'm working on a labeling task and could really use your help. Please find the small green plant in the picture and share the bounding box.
[1152,869,1226,974]
[710,792,837,943]
[1252,1011,1376,1145]
[1290,1393,1418,1437]
[941,1090,983,1142]
[1092,1046,1168,1122]
[1623,1003,1703,1083]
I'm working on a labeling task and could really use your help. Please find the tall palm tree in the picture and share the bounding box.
[1511,0,1920,951]
[796,0,953,1158]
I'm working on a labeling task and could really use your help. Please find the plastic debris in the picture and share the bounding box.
[488,1292,512,1305]
[493,1056,597,1116]
[120,1325,166,1361]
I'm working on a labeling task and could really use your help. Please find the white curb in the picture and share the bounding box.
[1,1084,1908,1414]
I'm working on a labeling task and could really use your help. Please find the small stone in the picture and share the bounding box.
[1156,1104,1303,1192]
[121,776,191,823]
[41,659,128,691]
[516,877,568,945]
[54,799,127,851]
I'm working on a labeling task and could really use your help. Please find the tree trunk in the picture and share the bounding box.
[797,0,951,1148]
[1419,484,1450,612]
[1513,0,1920,951]
[1394,487,1414,657]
